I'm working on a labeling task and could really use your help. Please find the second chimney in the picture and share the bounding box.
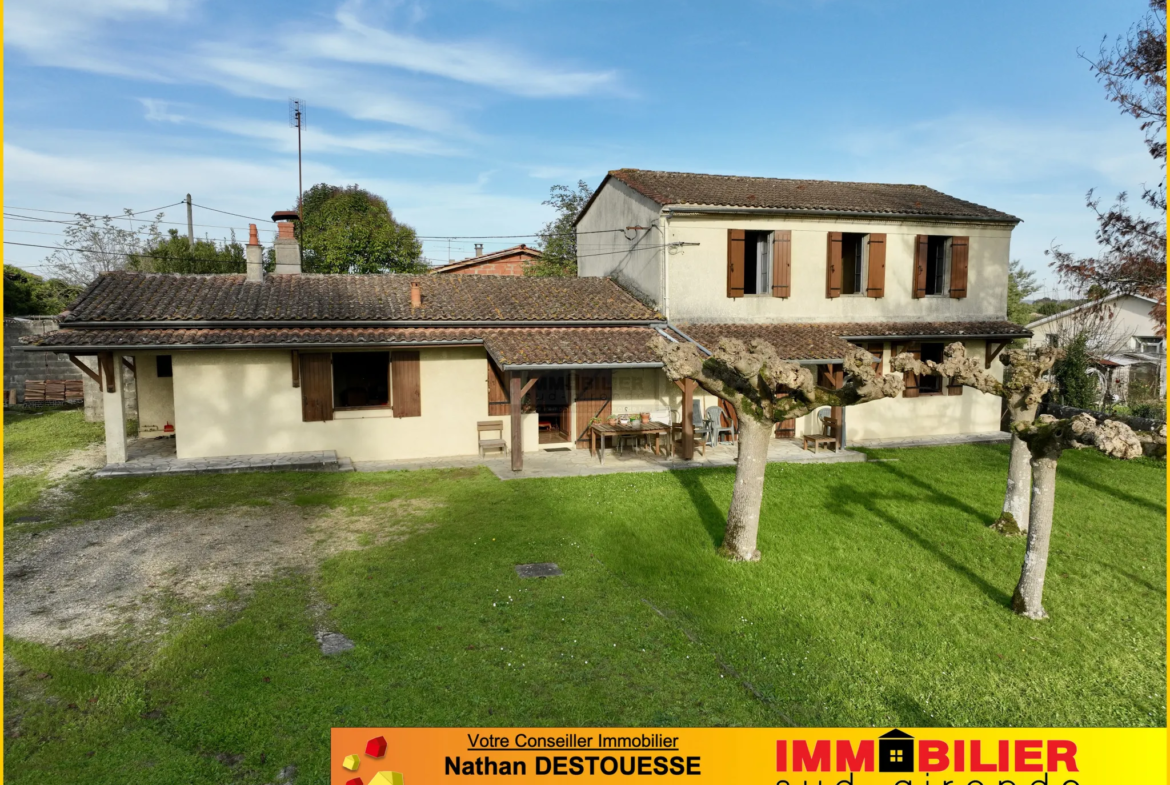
[271,210,302,274]
[474,243,484,257]
[410,280,422,308]
[246,223,264,283]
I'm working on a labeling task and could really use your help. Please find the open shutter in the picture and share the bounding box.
[391,351,421,417]
[300,353,334,422]
[897,342,921,398]
[574,370,612,445]
[771,230,791,298]
[949,236,969,298]
[946,342,965,395]
[867,342,884,374]
[866,233,886,298]
[825,232,842,298]
[487,359,510,415]
[913,235,928,298]
[727,230,745,298]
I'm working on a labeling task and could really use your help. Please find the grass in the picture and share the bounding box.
[3,410,1166,784]
[3,408,105,520]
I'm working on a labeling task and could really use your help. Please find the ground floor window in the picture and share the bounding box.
[333,351,390,409]
[919,343,944,394]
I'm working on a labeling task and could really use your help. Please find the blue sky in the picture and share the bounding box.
[4,0,1159,294]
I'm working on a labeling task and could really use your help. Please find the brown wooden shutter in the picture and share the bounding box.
[897,342,921,398]
[726,229,745,298]
[300,353,334,422]
[486,359,510,415]
[867,342,884,374]
[865,233,886,298]
[913,235,928,298]
[573,370,612,445]
[946,342,965,395]
[949,236,969,298]
[775,418,796,438]
[771,230,791,298]
[391,351,421,417]
[825,232,842,298]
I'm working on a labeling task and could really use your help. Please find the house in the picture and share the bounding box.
[1025,293,1166,402]
[575,169,1030,444]
[431,244,541,276]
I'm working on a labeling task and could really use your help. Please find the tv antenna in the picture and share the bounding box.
[289,98,306,214]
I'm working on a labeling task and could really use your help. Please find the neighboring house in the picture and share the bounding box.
[575,169,1030,444]
[1025,293,1166,402]
[431,244,541,276]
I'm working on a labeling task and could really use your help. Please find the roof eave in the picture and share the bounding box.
[662,204,1021,225]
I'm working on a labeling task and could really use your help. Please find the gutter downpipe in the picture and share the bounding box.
[660,208,670,320]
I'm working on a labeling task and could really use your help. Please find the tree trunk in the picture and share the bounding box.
[995,432,1032,534]
[1011,452,1058,619]
[719,415,771,561]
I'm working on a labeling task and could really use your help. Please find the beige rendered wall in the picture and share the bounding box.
[171,347,538,461]
[132,352,176,437]
[576,179,665,304]
[1027,296,1163,352]
[662,214,1013,323]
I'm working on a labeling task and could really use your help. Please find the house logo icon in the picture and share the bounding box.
[878,729,914,773]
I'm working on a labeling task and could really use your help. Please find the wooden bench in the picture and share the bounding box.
[477,420,508,458]
[801,415,840,453]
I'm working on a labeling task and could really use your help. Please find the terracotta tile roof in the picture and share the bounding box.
[676,323,858,362]
[596,169,1019,223]
[25,325,670,369]
[431,244,541,273]
[823,320,1031,339]
[61,271,660,324]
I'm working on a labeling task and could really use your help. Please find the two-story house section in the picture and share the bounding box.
[576,169,1031,445]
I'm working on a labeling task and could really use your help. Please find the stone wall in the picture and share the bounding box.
[3,317,82,401]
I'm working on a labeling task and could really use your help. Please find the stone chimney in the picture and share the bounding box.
[474,243,484,257]
[410,280,422,308]
[271,210,301,274]
[246,223,264,283]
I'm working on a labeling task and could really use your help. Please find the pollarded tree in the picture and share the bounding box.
[652,337,904,561]
[892,343,1060,534]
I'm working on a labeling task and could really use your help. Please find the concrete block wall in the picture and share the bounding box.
[3,317,83,401]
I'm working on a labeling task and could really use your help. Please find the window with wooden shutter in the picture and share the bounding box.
[949,236,969,298]
[771,230,791,298]
[866,234,886,298]
[913,235,929,298]
[300,353,334,422]
[726,229,745,298]
[825,232,842,298]
[487,359,509,415]
[896,342,921,398]
[391,351,421,417]
[867,342,884,374]
[946,342,965,395]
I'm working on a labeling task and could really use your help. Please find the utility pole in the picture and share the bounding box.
[289,99,306,215]
[186,194,194,244]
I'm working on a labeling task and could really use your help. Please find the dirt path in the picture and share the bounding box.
[4,500,434,644]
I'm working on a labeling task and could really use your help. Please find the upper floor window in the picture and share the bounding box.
[840,233,869,295]
[827,232,886,299]
[914,235,969,299]
[743,230,773,295]
[727,229,791,299]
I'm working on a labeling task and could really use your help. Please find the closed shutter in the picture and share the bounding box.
[574,370,612,445]
[771,230,791,298]
[775,418,796,438]
[391,351,421,417]
[865,233,886,298]
[867,342,884,374]
[949,236,969,298]
[897,342,921,398]
[300,353,334,422]
[487,359,509,415]
[913,235,928,298]
[826,232,842,298]
[727,230,745,298]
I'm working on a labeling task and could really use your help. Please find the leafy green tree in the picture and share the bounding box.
[1007,260,1041,326]
[3,265,82,316]
[525,181,593,278]
[297,184,426,274]
[128,229,246,274]
[1052,332,1099,408]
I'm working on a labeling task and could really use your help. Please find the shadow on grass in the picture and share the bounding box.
[865,454,996,525]
[670,468,732,549]
[825,483,1013,609]
[1057,463,1167,516]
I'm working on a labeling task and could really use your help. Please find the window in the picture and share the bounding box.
[919,343,944,394]
[156,355,173,378]
[840,233,868,295]
[1046,334,1060,348]
[333,351,390,409]
[742,230,773,295]
[925,236,951,295]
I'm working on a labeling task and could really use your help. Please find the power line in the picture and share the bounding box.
[190,203,276,224]
[5,201,185,219]
[4,213,261,233]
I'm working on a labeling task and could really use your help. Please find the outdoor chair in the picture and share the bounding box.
[801,412,838,453]
[706,406,734,447]
[477,420,508,458]
[648,409,674,456]
[671,403,706,458]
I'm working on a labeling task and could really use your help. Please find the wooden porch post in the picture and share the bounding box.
[680,378,695,460]
[510,372,523,472]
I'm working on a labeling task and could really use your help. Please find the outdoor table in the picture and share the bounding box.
[589,421,671,464]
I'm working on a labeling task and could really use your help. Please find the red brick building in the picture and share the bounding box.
[431,244,541,276]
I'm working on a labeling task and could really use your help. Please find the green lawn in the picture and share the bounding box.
[3,408,105,521]
[3,410,1166,784]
